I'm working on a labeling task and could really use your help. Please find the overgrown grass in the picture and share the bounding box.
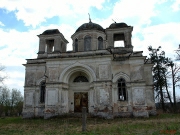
[0,113,180,135]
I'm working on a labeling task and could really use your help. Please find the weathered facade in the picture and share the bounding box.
[23,20,156,119]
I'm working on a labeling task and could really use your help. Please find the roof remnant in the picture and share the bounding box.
[41,29,60,35]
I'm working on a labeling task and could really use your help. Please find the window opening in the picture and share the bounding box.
[74,76,88,82]
[84,35,91,51]
[114,41,124,47]
[114,33,125,47]
[75,39,78,52]
[40,82,45,103]
[46,39,54,53]
[118,78,126,101]
[98,37,103,50]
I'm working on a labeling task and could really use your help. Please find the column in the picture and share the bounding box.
[38,38,46,53]
[54,37,61,53]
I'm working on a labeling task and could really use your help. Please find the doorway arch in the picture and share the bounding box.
[59,62,96,83]
[59,63,96,113]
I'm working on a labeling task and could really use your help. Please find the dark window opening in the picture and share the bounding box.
[46,39,54,53]
[75,39,78,52]
[74,76,88,82]
[84,35,91,51]
[98,36,103,50]
[40,82,45,103]
[118,78,126,101]
[114,33,125,47]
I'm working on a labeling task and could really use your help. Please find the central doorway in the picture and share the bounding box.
[74,92,88,112]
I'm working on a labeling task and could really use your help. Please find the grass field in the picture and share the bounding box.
[0,113,180,135]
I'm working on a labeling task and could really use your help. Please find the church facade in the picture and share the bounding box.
[23,20,156,119]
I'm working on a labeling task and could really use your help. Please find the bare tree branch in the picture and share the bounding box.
[0,64,7,85]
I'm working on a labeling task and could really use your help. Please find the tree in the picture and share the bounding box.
[175,44,180,60]
[167,61,180,112]
[0,87,10,116]
[162,70,173,107]
[149,45,180,112]
[0,64,24,116]
[148,46,169,111]
[0,87,23,116]
[0,64,7,85]
[10,89,23,115]
[0,64,8,116]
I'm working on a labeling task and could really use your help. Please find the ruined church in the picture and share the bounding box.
[23,19,156,119]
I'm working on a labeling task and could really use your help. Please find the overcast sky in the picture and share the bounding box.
[0,0,180,94]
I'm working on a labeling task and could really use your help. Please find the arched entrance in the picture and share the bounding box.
[59,63,96,113]
[70,71,89,112]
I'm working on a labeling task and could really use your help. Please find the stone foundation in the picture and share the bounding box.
[133,111,149,118]
[22,112,34,119]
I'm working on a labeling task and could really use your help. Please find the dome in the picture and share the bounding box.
[76,22,104,33]
[109,22,129,29]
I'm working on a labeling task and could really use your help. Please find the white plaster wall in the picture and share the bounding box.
[99,88,109,104]
[132,87,146,106]
[25,92,34,107]
[61,90,69,113]
[68,90,74,112]
[47,90,57,106]
[89,89,95,113]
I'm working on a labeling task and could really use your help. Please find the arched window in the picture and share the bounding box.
[75,39,78,52]
[84,35,91,51]
[73,76,88,82]
[118,78,126,101]
[98,36,103,50]
[40,81,45,103]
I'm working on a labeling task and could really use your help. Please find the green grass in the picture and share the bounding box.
[0,113,180,135]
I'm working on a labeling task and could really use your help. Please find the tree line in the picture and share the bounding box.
[0,65,23,117]
[148,46,180,112]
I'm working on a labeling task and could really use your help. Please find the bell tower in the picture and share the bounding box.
[105,22,133,51]
[37,29,68,58]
